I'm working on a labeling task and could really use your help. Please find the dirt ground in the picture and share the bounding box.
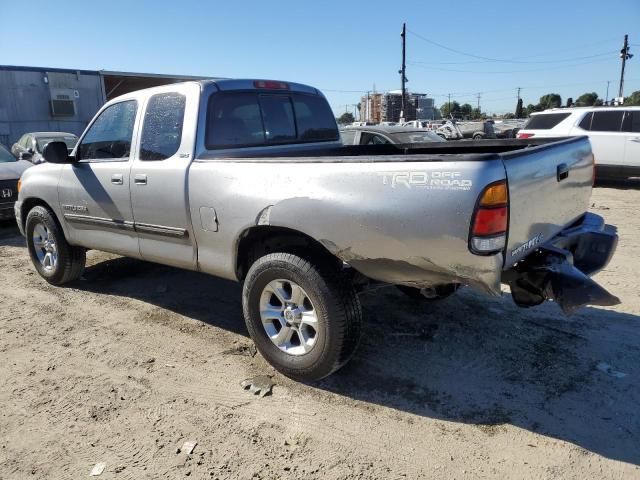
[1,183,639,479]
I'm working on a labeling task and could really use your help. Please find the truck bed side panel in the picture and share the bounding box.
[188,159,506,294]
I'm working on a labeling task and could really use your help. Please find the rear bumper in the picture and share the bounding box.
[502,212,619,315]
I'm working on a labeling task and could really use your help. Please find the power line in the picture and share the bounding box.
[408,29,620,64]
[407,56,615,74]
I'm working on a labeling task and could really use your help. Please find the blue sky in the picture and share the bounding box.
[1,0,638,115]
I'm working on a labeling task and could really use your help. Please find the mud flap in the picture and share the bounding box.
[505,247,620,316]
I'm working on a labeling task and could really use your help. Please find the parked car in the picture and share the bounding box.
[341,125,445,145]
[16,79,618,382]
[0,144,32,220]
[402,120,432,129]
[516,107,640,179]
[11,132,78,164]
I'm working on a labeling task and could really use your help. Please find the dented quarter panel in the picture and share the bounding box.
[188,158,507,294]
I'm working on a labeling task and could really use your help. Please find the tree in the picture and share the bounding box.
[515,98,523,118]
[575,92,599,106]
[471,107,484,120]
[538,93,562,110]
[525,103,540,116]
[624,90,640,105]
[566,97,574,107]
[460,103,473,118]
[440,101,461,118]
[336,112,355,125]
[502,112,516,119]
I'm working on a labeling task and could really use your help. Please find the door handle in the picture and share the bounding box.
[134,174,147,185]
[111,174,124,185]
[557,163,569,181]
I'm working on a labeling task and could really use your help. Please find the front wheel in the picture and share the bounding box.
[242,253,362,381]
[25,206,86,285]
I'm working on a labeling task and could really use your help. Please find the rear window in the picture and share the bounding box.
[206,92,338,149]
[523,113,571,130]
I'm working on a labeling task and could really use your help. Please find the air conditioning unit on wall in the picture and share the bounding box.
[49,88,76,117]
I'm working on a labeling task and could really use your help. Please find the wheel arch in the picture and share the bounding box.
[21,197,70,239]
[235,225,342,280]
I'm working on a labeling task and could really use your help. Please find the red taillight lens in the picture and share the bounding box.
[253,80,289,90]
[470,180,509,254]
[472,207,508,235]
[517,132,535,139]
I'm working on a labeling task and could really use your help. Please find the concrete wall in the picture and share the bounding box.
[0,67,105,148]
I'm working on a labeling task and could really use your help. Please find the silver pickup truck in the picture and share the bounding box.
[15,79,619,381]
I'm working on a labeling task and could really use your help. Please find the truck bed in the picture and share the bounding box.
[197,136,577,162]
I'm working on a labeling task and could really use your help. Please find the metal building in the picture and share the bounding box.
[0,65,207,148]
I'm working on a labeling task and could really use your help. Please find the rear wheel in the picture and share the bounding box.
[25,206,86,285]
[396,283,459,301]
[242,253,361,381]
[473,133,484,140]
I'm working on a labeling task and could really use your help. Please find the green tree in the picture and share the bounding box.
[502,112,516,119]
[538,93,562,110]
[624,90,640,105]
[336,112,355,125]
[460,103,473,118]
[575,92,599,106]
[525,103,540,116]
[440,101,461,118]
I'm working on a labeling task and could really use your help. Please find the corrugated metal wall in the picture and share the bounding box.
[0,68,105,148]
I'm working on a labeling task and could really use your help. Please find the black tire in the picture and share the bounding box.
[473,133,484,140]
[242,253,361,381]
[396,283,459,301]
[25,206,86,285]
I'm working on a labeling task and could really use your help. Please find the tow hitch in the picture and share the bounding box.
[503,213,620,315]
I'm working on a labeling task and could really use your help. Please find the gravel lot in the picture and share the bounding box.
[1,184,639,479]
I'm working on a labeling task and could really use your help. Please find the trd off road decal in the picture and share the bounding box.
[378,171,473,190]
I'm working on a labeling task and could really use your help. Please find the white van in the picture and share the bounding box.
[517,107,640,179]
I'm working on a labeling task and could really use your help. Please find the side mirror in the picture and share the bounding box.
[19,151,33,161]
[43,141,72,164]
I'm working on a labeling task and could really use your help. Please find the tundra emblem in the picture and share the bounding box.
[1,188,12,199]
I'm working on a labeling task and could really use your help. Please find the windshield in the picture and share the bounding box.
[0,144,16,162]
[35,135,78,153]
[390,131,444,143]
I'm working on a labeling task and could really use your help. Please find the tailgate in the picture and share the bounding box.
[502,136,594,267]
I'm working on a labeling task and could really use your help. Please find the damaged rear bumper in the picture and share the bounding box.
[502,212,619,315]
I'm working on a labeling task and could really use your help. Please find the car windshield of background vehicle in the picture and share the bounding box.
[523,113,571,130]
[36,136,78,153]
[0,145,16,162]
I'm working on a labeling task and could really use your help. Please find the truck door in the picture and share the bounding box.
[129,84,199,269]
[58,99,140,257]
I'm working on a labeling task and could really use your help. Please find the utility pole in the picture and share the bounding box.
[618,34,633,99]
[476,92,482,111]
[399,23,407,122]
[448,93,451,118]
[605,80,611,105]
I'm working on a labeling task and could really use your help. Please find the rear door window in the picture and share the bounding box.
[523,113,571,130]
[622,111,640,133]
[589,111,624,132]
[578,112,592,130]
[140,92,187,160]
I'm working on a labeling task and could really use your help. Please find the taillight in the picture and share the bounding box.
[517,132,535,139]
[17,178,21,193]
[253,80,289,90]
[470,180,508,254]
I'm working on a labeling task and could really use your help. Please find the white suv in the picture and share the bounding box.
[517,107,640,179]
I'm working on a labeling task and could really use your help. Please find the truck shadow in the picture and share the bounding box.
[68,254,639,467]
[595,178,640,190]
